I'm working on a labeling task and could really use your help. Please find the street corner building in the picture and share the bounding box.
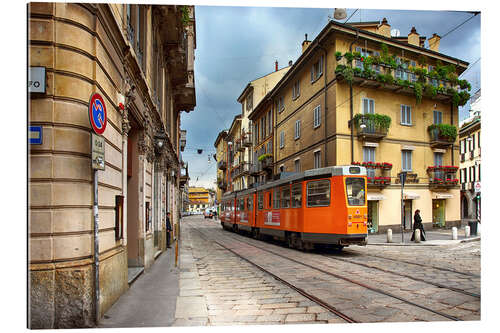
[28,3,196,328]
[216,18,471,235]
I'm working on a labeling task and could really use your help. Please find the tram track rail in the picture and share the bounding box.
[188,222,465,322]
[319,254,480,298]
[190,226,357,323]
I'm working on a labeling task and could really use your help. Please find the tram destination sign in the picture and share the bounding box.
[91,133,105,170]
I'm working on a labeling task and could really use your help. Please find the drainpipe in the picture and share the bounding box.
[318,43,328,167]
[451,102,454,166]
[349,29,359,163]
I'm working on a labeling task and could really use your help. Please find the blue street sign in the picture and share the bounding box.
[29,126,43,145]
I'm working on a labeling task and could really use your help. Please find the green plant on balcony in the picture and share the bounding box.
[424,84,437,98]
[180,6,190,27]
[335,51,342,60]
[343,52,354,63]
[414,82,423,104]
[352,51,361,58]
[258,153,272,162]
[353,113,391,132]
[428,123,457,142]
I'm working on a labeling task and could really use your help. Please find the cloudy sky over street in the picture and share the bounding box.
[181,2,481,189]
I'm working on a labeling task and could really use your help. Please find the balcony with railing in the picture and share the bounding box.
[217,176,227,190]
[334,54,471,108]
[217,160,227,170]
[250,162,261,176]
[427,166,459,189]
[259,154,273,170]
[240,162,251,175]
[242,132,252,147]
[231,165,242,179]
[351,114,390,142]
[353,162,393,188]
[428,124,456,148]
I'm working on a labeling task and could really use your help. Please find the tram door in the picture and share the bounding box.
[403,200,412,230]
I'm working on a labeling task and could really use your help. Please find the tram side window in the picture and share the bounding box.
[239,199,245,211]
[281,186,291,208]
[306,179,331,207]
[346,177,366,206]
[273,188,280,209]
[291,183,302,208]
[247,196,253,211]
[268,192,272,209]
[258,192,263,210]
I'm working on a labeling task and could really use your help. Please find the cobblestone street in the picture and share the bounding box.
[172,215,481,325]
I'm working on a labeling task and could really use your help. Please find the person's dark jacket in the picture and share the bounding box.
[413,213,422,230]
[166,217,172,232]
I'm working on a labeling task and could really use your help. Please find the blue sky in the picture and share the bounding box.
[181,4,481,189]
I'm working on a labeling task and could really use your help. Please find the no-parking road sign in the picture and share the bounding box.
[88,93,107,135]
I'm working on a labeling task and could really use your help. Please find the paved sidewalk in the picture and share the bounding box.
[368,228,481,246]
[98,246,179,328]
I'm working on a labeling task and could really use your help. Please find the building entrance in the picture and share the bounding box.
[367,201,379,233]
[403,200,412,230]
[433,199,446,227]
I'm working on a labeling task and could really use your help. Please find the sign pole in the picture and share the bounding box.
[400,172,407,244]
[93,169,100,324]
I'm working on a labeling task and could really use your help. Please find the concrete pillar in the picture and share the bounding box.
[414,229,421,243]
[452,227,458,240]
[464,225,471,238]
[387,229,392,243]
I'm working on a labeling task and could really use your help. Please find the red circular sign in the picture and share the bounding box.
[88,93,107,135]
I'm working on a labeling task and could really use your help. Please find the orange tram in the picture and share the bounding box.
[220,165,368,251]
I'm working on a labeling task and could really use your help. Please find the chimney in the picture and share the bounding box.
[408,26,420,47]
[377,18,391,38]
[288,60,293,66]
[275,60,278,71]
[428,33,441,52]
[301,33,311,53]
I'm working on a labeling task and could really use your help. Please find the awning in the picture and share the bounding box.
[433,192,453,199]
[367,193,386,201]
[403,192,420,200]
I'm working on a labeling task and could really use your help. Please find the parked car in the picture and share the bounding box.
[204,209,214,219]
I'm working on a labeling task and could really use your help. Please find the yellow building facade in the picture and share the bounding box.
[28,3,195,328]
[252,19,469,232]
[214,130,228,204]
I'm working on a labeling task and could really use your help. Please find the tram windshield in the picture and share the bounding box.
[345,178,366,206]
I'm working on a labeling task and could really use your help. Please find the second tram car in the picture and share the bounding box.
[220,165,368,250]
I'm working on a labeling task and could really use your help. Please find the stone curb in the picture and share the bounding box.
[367,236,481,246]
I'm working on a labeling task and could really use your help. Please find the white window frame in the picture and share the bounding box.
[294,159,300,172]
[433,110,443,124]
[314,150,321,169]
[294,119,301,140]
[310,55,324,82]
[279,130,285,149]
[313,105,321,128]
[402,150,412,171]
[362,98,375,114]
[400,104,412,125]
[363,147,376,178]
[292,80,300,100]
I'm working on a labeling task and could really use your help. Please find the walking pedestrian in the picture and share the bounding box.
[166,212,172,248]
[411,209,426,241]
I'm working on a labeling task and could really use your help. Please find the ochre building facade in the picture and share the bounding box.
[28,3,196,328]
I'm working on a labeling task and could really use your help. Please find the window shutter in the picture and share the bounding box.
[400,105,405,124]
[311,66,314,82]
[363,99,368,114]
[408,106,412,124]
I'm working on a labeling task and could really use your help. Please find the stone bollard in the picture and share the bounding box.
[414,229,421,243]
[477,223,481,236]
[452,227,458,240]
[387,229,392,243]
[464,225,470,238]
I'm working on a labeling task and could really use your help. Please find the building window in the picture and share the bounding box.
[470,166,475,182]
[292,80,300,99]
[267,110,272,136]
[295,120,301,140]
[310,55,324,82]
[294,159,300,172]
[460,139,465,154]
[363,98,375,114]
[401,105,412,125]
[246,92,253,111]
[434,152,444,179]
[267,141,272,154]
[433,110,442,124]
[478,131,480,148]
[313,105,321,128]
[275,96,285,113]
[314,150,321,169]
[402,150,412,171]
[363,147,376,179]
[279,131,285,149]
[254,123,259,145]
[260,117,266,140]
